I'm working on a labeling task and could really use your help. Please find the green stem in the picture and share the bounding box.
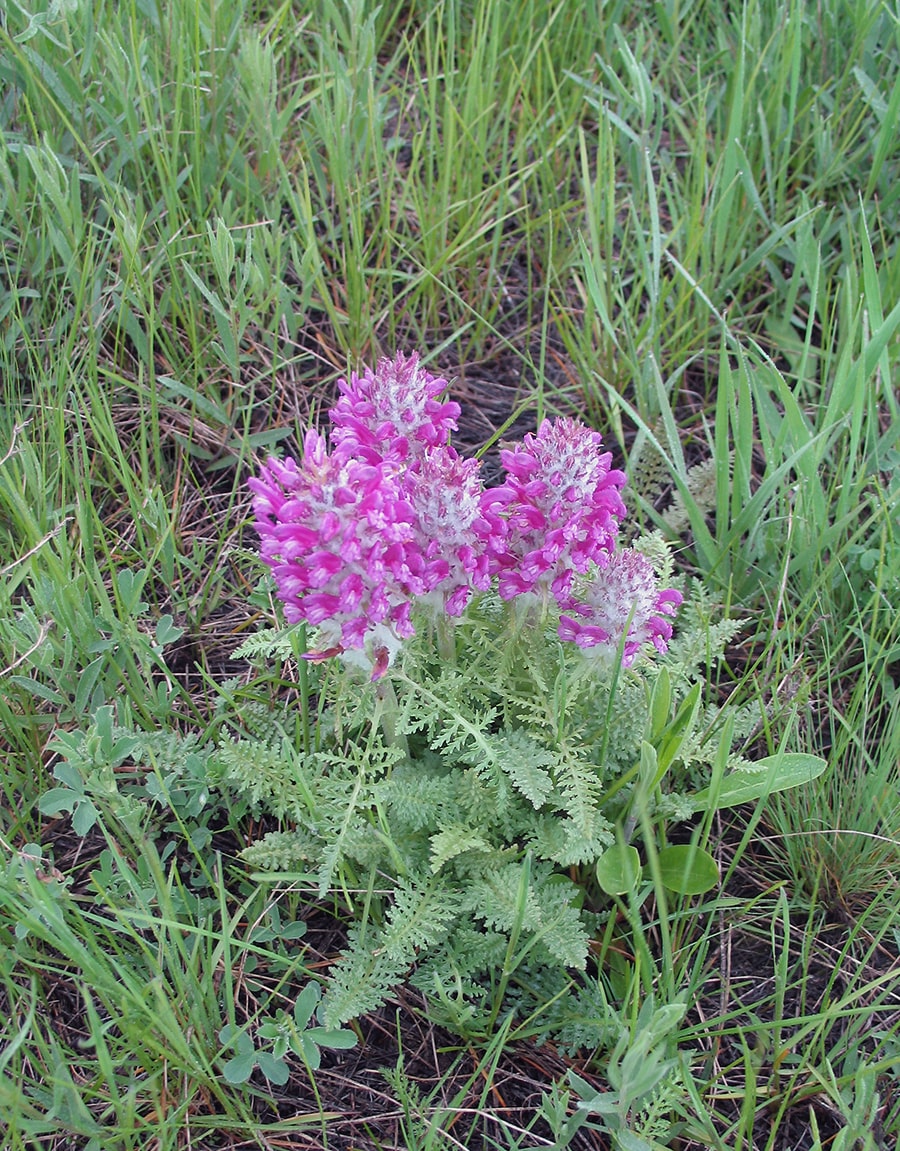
[375,676,408,756]
[435,614,456,664]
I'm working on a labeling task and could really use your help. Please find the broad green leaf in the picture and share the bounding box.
[296,1033,322,1071]
[256,1051,290,1086]
[648,666,671,740]
[595,843,642,895]
[38,787,78,816]
[221,1053,256,1084]
[217,1024,248,1047]
[688,753,826,812]
[95,705,115,751]
[306,1027,357,1050]
[155,614,185,646]
[615,1131,657,1151]
[74,657,104,716]
[656,844,719,895]
[245,427,294,449]
[9,675,64,705]
[638,741,659,793]
[56,762,87,789]
[72,798,99,836]
[574,1093,619,1115]
[293,982,320,1029]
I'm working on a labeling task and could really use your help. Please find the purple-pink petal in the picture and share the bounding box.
[557,548,682,664]
[481,416,627,603]
[330,352,460,464]
[250,430,429,668]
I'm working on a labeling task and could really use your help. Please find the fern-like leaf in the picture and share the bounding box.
[231,626,299,662]
[322,879,462,1027]
[660,455,728,533]
[214,736,319,822]
[240,829,320,871]
[529,811,614,866]
[376,759,458,832]
[464,861,589,969]
[488,729,555,808]
[429,826,492,873]
[553,750,604,838]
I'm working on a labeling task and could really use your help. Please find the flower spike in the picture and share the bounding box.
[249,429,427,677]
[480,417,627,604]
[330,351,461,465]
[558,548,683,665]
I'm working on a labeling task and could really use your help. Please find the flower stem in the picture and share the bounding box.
[436,614,456,664]
[375,676,408,755]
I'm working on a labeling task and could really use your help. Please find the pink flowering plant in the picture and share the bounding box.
[250,354,679,678]
[228,353,825,1030]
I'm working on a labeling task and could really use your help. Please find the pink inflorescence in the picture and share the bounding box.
[558,549,683,665]
[479,417,627,605]
[330,351,460,465]
[248,428,430,671]
[250,352,681,676]
[402,445,492,617]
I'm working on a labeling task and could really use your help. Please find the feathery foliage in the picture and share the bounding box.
[220,576,822,1026]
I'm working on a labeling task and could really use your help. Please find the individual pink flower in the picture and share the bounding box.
[402,446,492,616]
[330,352,461,465]
[480,417,627,604]
[249,429,430,676]
[558,549,682,665]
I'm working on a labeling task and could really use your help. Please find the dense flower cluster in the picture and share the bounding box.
[558,548,683,665]
[403,445,492,617]
[330,351,460,465]
[250,352,681,676]
[248,430,425,675]
[480,417,627,604]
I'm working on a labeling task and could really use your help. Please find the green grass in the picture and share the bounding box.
[1,0,898,1146]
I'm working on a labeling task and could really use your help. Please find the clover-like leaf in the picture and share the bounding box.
[221,1051,257,1084]
[256,1051,290,1086]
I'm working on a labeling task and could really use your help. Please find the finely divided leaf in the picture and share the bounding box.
[489,729,555,807]
[322,880,461,1027]
[429,826,492,873]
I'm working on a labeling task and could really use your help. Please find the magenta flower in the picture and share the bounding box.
[402,446,492,616]
[480,417,627,604]
[558,549,683,664]
[251,353,680,677]
[330,352,461,465]
[249,429,431,676]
